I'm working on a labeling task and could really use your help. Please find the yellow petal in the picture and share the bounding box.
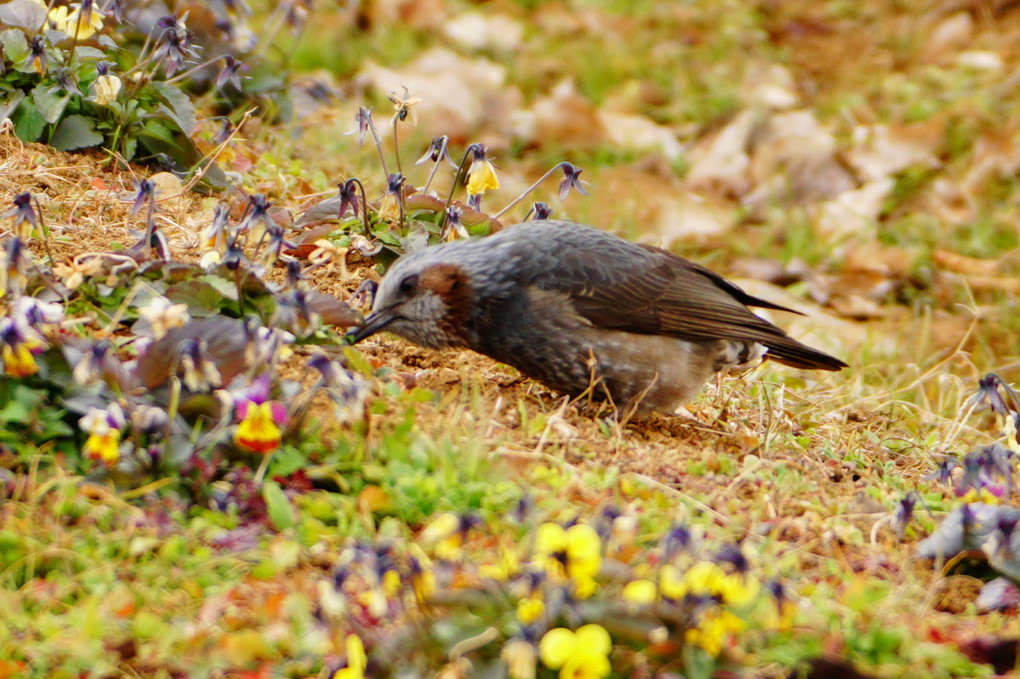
[535,522,567,554]
[566,523,601,561]
[574,624,611,657]
[538,628,576,669]
[622,579,657,605]
[345,634,366,675]
[659,564,686,599]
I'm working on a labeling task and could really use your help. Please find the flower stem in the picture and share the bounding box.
[348,178,371,238]
[367,119,390,178]
[421,137,449,195]
[438,145,478,231]
[392,122,403,176]
[492,161,569,221]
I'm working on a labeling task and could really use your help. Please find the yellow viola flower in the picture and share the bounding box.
[50,3,105,39]
[516,594,545,625]
[536,522,568,553]
[408,545,436,603]
[565,523,601,579]
[762,597,797,632]
[2,341,40,377]
[332,634,367,679]
[682,561,727,598]
[83,429,121,465]
[572,573,598,599]
[382,569,401,597]
[539,625,612,679]
[420,512,460,542]
[960,487,1003,505]
[684,608,745,657]
[466,158,500,196]
[377,192,400,223]
[234,400,284,454]
[622,579,657,605]
[535,522,602,595]
[659,564,685,599]
[718,572,759,607]
[412,567,436,603]
[78,404,126,465]
[479,545,520,581]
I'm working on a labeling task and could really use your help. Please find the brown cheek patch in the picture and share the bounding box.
[421,263,465,296]
[421,264,473,342]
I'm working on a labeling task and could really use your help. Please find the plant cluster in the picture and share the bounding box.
[6,5,993,675]
[316,505,794,678]
[897,374,1020,612]
[0,0,305,176]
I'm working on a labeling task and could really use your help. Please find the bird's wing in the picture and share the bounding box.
[529,240,846,370]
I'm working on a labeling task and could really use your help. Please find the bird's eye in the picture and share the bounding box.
[398,274,419,295]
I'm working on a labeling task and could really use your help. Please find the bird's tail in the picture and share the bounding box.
[764,337,848,371]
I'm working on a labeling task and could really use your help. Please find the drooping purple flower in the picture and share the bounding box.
[351,107,374,146]
[9,193,37,235]
[529,201,553,220]
[50,67,81,97]
[238,194,272,241]
[336,179,361,219]
[130,179,155,216]
[558,162,590,201]
[28,36,47,75]
[152,18,199,78]
[922,456,961,484]
[415,135,455,167]
[215,55,246,91]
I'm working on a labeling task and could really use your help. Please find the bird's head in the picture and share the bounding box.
[348,258,472,349]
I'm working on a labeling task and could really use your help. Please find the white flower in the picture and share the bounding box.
[90,75,122,106]
[79,407,110,435]
[137,296,190,339]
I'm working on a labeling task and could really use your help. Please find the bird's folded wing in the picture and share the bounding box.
[531,244,846,371]
[537,246,793,343]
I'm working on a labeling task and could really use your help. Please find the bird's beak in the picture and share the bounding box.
[346,308,398,344]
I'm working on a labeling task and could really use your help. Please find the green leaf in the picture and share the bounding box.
[121,134,137,161]
[263,481,296,531]
[0,399,30,424]
[73,46,106,61]
[141,118,175,143]
[164,279,225,316]
[11,97,44,142]
[51,114,103,150]
[149,81,196,134]
[31,83,71,124]
[0,0,46,32]
[269,446,307,478]
[198,274,238,302]
[0,89,25,122]
[0,28,29,62]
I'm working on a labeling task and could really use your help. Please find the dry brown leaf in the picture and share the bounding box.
[932,249,1001,277]
[444,11,524,51]
[924,12,973,64]
[685,109,758,196]
[358,48,514,141]
[597,110,683,162]
[814,180,893,241]
[744,109,855,210]
[844,242,916,277]
[845,120,942,183]
[511,79,606,151]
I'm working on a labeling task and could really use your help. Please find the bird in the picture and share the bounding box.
[349,220,847,413]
